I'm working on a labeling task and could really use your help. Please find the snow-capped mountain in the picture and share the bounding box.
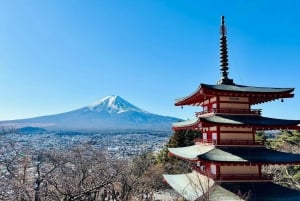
[0,95,180,131]
[88,95,147,114]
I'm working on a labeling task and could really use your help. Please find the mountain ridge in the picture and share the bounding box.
[0,95,180,131]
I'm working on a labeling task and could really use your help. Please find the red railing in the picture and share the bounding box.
[193,138,265,146]
[192,166,272,181]
[196,108,262,116]
[193,139,215,145]
[218,173,272,181]
[218,139,264,146]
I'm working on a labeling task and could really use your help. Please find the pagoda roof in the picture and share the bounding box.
[202,114,300,127]
[203,83,294,93]
[168,144,214,161]
[163,171,300,201]
[163,172,300,201]
[175,83,294,106]
[163,171,242,201]
[220,182,300,201]
[168,145,300,164]
[200,146,300,163]
[173,114,300,130]
[172,118,200,130]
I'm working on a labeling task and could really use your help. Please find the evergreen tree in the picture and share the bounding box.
[167,130,201,148]
[156,129,201,174]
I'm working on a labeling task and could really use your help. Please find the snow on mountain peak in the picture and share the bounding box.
[88,95,146,114]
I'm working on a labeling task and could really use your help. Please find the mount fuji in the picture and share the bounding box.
[0,95,180,131]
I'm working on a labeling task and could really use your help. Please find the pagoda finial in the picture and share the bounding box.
[218,16,234,85]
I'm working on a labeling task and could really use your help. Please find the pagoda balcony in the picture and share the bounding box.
[192,166,272,182]
[218,139,265,146]
[193,139,216,145]
[196,108,262,116]
[217,173,273,182]
[194,138,265,146]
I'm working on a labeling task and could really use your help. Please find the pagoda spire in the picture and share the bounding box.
[217,16,234,85]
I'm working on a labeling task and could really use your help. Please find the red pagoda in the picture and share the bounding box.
[163,16,300,201]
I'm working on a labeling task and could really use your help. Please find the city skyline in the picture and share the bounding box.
[0,1,300,121]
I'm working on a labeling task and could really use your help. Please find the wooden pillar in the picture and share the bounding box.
[216,164,221,179]
[217,126,220,145]
[216,95,220,112]
[258,164,262,179]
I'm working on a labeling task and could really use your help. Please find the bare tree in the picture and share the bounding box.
[32,150,66,201]
[46,144,117,201]
[111,152,167,201]
[0,141,113,201]
[0,139,166,201]
[0,140,33,200]
[0,141,66,201]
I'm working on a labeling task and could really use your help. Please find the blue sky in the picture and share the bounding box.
[0,1,300,121]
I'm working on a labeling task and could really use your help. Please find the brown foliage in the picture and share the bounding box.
[0,140,166,201]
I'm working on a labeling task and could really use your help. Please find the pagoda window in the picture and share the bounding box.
[210,97,217,102]
[210,164,217,175]
[203,133,207,141]
[212,133,217,144]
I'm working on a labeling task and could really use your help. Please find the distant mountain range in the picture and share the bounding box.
[0,95,181,131]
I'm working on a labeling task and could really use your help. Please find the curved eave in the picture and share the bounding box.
[175,83,295,106]
[199,147,300,164]
[201,114,300,130]
[168,144,215,161]
[172,118,200,130]
[175,85,205,106]
[202,83,294,94]
[163,171,215,201]
[249,93,294,105]
[173,114,300,131]
[203,84,295,105]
